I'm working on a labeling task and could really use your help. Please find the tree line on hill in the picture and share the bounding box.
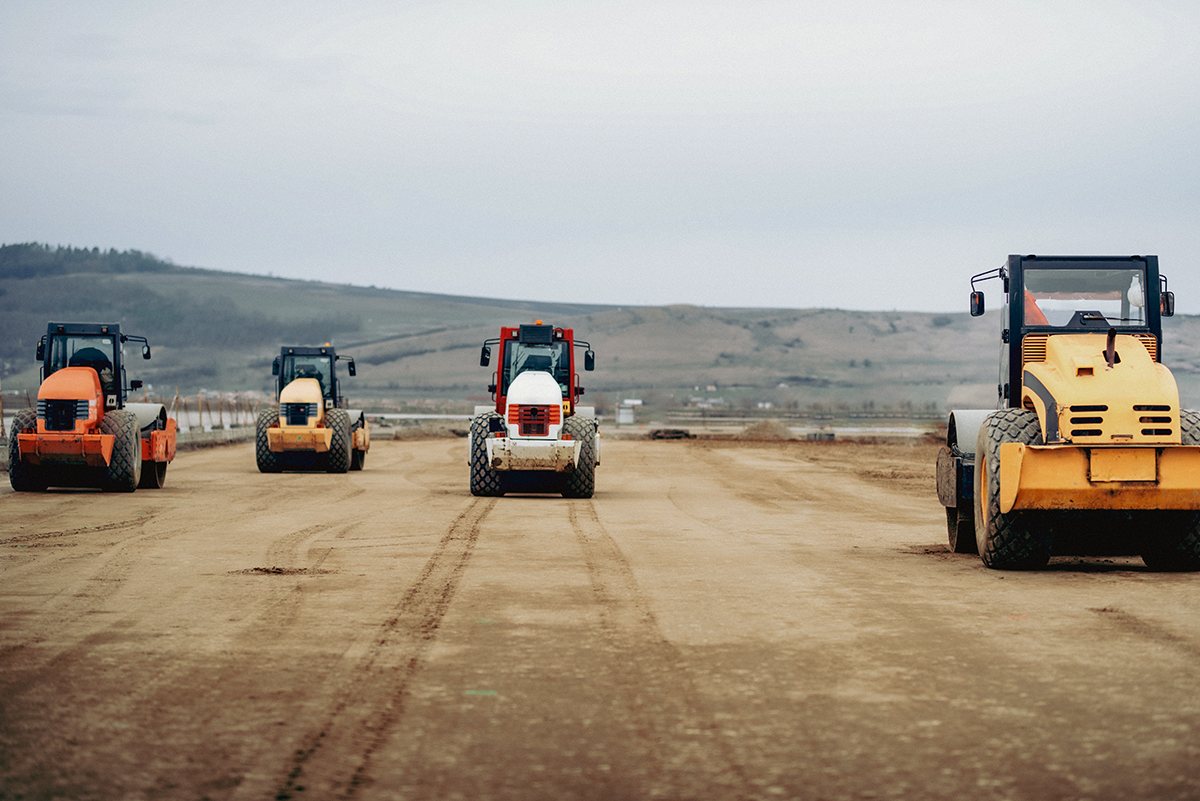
[0,243,174,279]
[0,243,360,378]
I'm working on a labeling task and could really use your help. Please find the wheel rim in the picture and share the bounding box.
[976,455,990,556]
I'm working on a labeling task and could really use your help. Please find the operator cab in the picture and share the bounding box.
[273,346,356,408]
[1021,266,1149,329]
[502,325,571,397]
[969,255,1171,408]
[53,339,117,395]
[36,323,152,410]
[281,352,334,401]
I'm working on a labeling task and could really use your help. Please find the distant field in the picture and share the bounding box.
[3,255,1199,415]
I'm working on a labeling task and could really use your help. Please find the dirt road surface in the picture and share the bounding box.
[2,437,1199,800]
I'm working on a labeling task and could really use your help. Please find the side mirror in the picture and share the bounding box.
[970,291,985,317]
[347,359,356,377]
[272,358,280,376]
[142,344,151,359]
[35,340,44,360]
[1161,291,1175,317]
[480,346,491,367]
[584,350,595,371]
[131,380,143,390]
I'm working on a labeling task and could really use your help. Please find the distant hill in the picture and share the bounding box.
[4,242,1200,414]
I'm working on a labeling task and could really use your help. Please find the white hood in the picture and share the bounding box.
[506,371,563,408]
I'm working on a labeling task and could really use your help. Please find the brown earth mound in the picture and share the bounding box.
[735,420,795,441]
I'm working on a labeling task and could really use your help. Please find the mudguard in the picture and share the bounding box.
[346,408,370,451]
[936,409,993,508]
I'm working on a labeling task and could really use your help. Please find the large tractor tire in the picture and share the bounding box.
[1140,409,1200,571]
[256,409,282,473]
[325,409,352,473]
[946,506,977,554]
[101,410,142,492]
[137,417,168,489]
[469,414,504,497]
[974,408,1052,570]
[8,409,48,492]
[561,415,597,499]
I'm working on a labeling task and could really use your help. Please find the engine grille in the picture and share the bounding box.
[281,403,318,425]
[507,403,561,437]
[37,399,89,431]
[1022,333,1048,367]
[1067,404,1175,440]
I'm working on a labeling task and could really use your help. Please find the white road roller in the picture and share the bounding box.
[469,322,599,497]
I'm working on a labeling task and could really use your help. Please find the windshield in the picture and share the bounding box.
[1023,267,1147,328]
[48,335,117,392]
[282,354,333,399]
[502,340,569,396]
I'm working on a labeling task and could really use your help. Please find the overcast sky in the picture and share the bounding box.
[2,1,1198,312]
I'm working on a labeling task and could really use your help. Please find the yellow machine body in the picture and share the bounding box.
[999,332,1200,512]
[266,378,332,453]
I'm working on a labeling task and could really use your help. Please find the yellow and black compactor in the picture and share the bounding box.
[255,345,369,473]
[937,255,1200,570]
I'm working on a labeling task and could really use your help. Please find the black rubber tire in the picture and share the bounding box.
[8,408,48,492]
[325,408,351,473]
[138,417,167,489]
[256,409,282,473]
[974,408,1052,570]
[469,414,504,497]
[101,410,142,492]
[561,415,597,499]
[946,506,977,554]
[1140,409,1200,571]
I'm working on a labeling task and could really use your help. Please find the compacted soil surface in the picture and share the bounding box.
[2,437,1198,800]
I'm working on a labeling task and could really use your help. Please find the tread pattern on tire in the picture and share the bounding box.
[256,409,282,473]
[326,409,351,473]
[102,409,141,492]
[8,408,47,492]
[561,415,597,499]
[1140,409,1200,571]
[469,414,504,496]
[975,408,1051,570]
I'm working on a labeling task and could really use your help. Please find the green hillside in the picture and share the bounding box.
[4,243,1200,416]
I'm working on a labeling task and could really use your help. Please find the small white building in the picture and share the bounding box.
[617,399,642,425]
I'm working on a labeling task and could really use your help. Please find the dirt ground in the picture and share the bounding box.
[2,437,1199,800]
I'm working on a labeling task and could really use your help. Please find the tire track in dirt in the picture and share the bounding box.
[226,520,366,646]
[568,500,753,799]
[1088,607,1200,658]
[267,496,496,801]
[687,441,929,527]
[0,515,199,691]
[0,514,159,586]
[0,516,151,546]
